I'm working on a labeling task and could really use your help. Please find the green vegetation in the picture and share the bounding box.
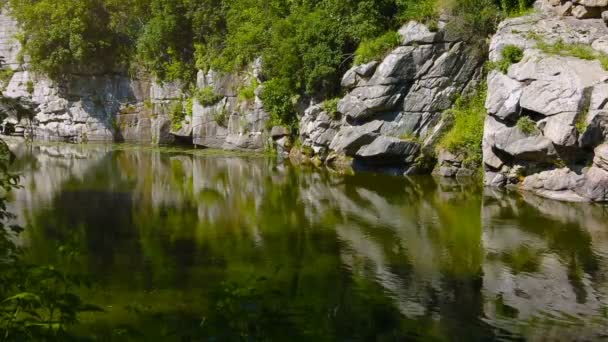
[576,96,590,134]
[237,77,259,102]
[489,44,524,73]
[438,84,487,168]
[214,107,229,127]
[322,97,341,120]
[536,39,608,71]
[0,67,15,86]
[354,31,401,65]
[516,116,538,135]
[8,0,535,126]
[26,80,34,94]
[169,100,185,131]
[195,86,222,106]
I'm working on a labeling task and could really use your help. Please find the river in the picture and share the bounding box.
[7,142,608,341]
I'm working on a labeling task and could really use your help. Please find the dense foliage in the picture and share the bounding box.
[7,0,534,124]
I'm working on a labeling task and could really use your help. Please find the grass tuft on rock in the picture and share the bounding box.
[488,44,523,73]
[322,98,341,120]
[438,84,486,167]
[536,39,608,71]
[516,116,538,135]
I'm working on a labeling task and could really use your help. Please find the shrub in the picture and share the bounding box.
[214,107,229,127]
[195,86,223,106]
[238,78,259,102]
[516,116,538,134]
[259,78,298,127]
[438,84,487,167]
[489,44,523,73]
[0,68,15,86]
[354,31,401,66]
[322,98,341,120]
[398,0,438,24]
[169,100,185,131]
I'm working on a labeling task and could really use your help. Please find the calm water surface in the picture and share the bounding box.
[7,142,608,341]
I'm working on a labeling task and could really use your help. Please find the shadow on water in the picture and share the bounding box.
[7,142,608,341]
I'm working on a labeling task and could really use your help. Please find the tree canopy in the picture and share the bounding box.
[7,0,534,123]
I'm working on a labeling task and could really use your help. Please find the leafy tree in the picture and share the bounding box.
[9,0,118,77]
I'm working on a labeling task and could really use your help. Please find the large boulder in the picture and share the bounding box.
[485,70,523,122]
[355,136,421,164]
[490,125,557,161]
[329,126,379,156]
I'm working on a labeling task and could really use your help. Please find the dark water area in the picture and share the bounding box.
[7,142,608,341]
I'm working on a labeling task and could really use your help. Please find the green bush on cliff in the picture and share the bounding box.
[354,31,401,65]
[488,44,524,73]
[195,86,222,106]
[438,84,486,167]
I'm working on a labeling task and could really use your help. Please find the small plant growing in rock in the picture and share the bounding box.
[399,132,420,142]
[322,98,341,120]
[195,86,223,106]
[536,39,608,71]
[214,108,229,127]
[576,99,590,135]
[186,97,194,117]
[238,78,259,102]
[26,80,34,94]
[488,44,523,73]
[438,84,486,168]
[169,100,185,131]
[516,116,538,134]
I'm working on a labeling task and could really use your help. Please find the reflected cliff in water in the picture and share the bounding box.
[8,142,608,340]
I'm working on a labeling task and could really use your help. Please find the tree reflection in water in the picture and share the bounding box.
[8,143,608,340]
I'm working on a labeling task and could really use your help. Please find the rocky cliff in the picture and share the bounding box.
[0,8,269,150]
[483,6,608,202]
[293,21,484,174]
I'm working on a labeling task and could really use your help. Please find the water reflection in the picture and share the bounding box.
[8,143,608,340]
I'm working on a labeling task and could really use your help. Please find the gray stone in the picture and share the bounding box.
[539,111,578,146]
[556,1,573,16]
[485,70,523,121]
[594,143,608,171]
[355,136,421,163]
[329,126,378,156]
[398,21,438,45]
[491,125,557,161]
[572,5,602,19]
[270,126,290,139]
[579,0,608,7]
[485,171,507,187]
[576,166,608,202]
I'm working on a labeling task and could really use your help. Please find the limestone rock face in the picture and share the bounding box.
[484,11,608,202]
[0,8,269,149]
[299,21,484,173]
[192,66,269,152]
